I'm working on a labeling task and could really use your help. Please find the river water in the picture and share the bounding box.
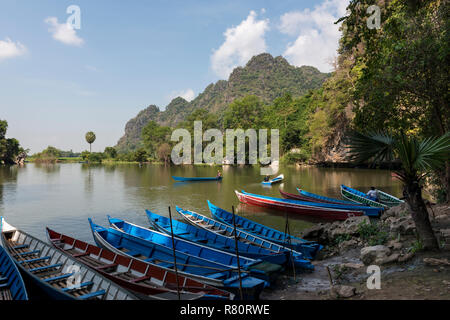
[0,163,403,243]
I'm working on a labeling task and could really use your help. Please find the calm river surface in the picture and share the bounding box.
[0,163,403,243]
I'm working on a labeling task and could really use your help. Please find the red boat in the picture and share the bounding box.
[46,227,234,300]
[235,190,364,221]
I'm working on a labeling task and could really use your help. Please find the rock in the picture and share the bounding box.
[382,203,410,220]
[387,240,402,250]
[360,245,391,265]
[423,258,450,266]
[390,216,416,235]
[398,252,415,263]
[342,262,364,269]
[302,224,325,240]
[339,239,359,251]
[331,285,356,298]
[329,216,370,238]
[378,253,400,265]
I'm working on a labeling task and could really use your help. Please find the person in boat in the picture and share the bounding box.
[263,175,270,182]
[217,170,222,178]
[367,187,379,201]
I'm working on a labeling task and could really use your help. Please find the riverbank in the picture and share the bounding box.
[261,203,450,300]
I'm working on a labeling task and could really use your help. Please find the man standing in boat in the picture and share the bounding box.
[217,170,222,178]
[367,187,379,202]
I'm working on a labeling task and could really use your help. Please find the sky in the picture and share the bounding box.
[0,0,349,153]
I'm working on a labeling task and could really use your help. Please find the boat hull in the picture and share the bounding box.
[172,176,222,182]
[236,190,364,221]
[279,190,382,217]
[0,245,28,300]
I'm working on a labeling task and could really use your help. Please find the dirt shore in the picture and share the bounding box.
[261,203,450,300]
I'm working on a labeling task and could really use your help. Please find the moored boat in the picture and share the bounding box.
[88,218,267,300]
[278,189,383,217]
[340,185,393,209]
[0,244,28,300]
[207,200,322,259]
[107,216,281,284]
[172,176,222,182]
[175,206,314,270]
[1,217,138,300]
[146,209,288,265]
[261,174,284,186]
[46,227,233,300]
[236,190,365,220]
[295,188,357,205]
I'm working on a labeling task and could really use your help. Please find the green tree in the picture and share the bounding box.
[134,148,148,163]
[340,0,450,200]
[104,147,118,159]
[346,131,450,250]
[141,121,171,157]
[0,120,21,165]
[85,131,96,152]
[223,95,265,130]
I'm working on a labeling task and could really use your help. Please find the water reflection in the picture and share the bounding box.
[0,163,403,244]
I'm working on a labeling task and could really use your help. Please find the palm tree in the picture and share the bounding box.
[346,131,450,251]
[85,131,96,153]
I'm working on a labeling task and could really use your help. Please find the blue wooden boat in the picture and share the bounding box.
[341,184,403,208]
[175,206,314,271]
[0,245,28,300]
[172,176,222,182]
[243,190,383,217]
[107,216,281,284]
[88,218,268,299]
[207,200,323,259]
[145,209,288,265]
[296,187,357,205]
[261,174,283,186]
[1,217,138,300]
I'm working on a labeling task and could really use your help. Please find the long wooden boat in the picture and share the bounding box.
[46,227,234,300]
[340,185,391,209]
[89,218,267,300]
[0,244,28,300]
[107,216,281,284]
[236,190,365,220]
[0,217,138,300]
[175,206,314,270]
[145,209,288,265]
[261,174,284,186]
[172,176,222,182]
[278,189,383,217]
[295,188,357,205]
[207,200,322,259]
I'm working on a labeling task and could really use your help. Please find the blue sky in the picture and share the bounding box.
[0,0,348,153]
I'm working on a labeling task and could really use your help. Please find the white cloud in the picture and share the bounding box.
[279,0,349,72]
[0,38,27,61]
[168,89,195,102]
[45,17,84,47]
[211,10,269,79]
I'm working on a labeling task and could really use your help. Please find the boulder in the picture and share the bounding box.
[423,258,450,266]
[338,239,359,251]
[398,252,415,263]
[331,285,356,298]
[387,240,403,250]
[360,245,391,265]
[390,216,416,235]
[378,253,400,265]
[328,216,371,239]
